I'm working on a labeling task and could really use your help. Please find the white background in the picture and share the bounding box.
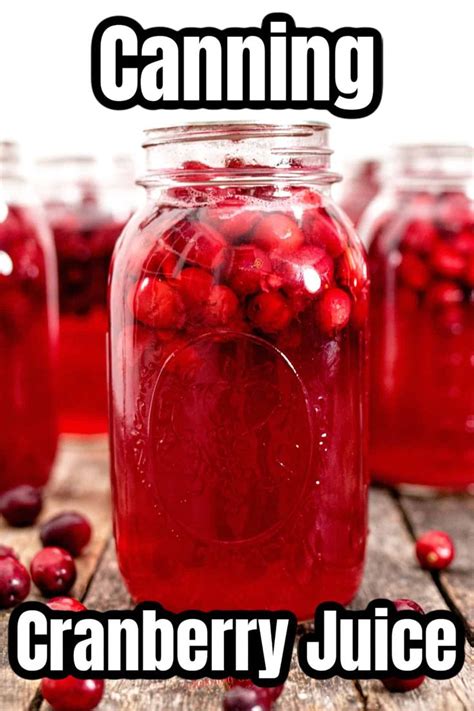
[0,0,473,173]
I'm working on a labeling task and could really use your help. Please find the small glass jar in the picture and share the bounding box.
[0,142,58,492]
[109,123,368,619]
[37,156,133,434]
[364,145,474,489]
[338,159,381,229]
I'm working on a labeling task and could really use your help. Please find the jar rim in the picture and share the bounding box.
[142,121,330,147]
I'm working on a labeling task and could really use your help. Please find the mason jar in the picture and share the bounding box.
[363,145,474,489]
[0,141,58,492]
[108,123,368,619]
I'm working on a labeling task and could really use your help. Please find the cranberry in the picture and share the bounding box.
[393,598,424,614]
[0,485,42,527]
[143,244,178,277]
[227,246,272,295]
[223,686,269,711]
[204,285,240,327]
[314,288,352,335]
[41,677,105,711]
[382,676,425,693]
[426,281,464,307]
[402,220,438,254]
[176,267,213,308]
[47,596,87,612]
[398,253,430,291]
[430,244,465,279]
[454,230,474,255]
[0,556,30,608]
[415,530,455,571]
[165,219,227,270]
[464,254,474,288]
[436,192,472,232]
[247,292,293,333]
[302,207,347,258]
[30,547,77,596]
[253,213,304,253]
[0,544,18,560]
[130,277,185,330]
[40,512,92,557]
[271,246,334,297]
[203,198,260,240]
[227,679,284,704]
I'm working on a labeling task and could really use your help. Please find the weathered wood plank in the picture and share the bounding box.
[399,493,474,640]
[0,436,112,710]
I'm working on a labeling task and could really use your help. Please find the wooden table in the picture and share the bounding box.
[1,438,473,710]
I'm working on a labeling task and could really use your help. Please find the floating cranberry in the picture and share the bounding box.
[130,277,185,330]
[272,246,334,297]
[41,677,105,711]
[464,255,474,288]
[203,198,260,240]
[454,230,474,255]
[176,267,213,308]
[314,288,352,335]
[0,556,30,608]
[398,253,430,291]
[30,547,77,596]
[382,675,425,693]
[165,219,227,270]
[426,281,464,307]
[142,244,178,277]
[247,292,293,333]
[47,596,87,612]
[402,220,438,254]
[430,244,465,279]
[204,285,240,327]
[436,192,472,232]
[253,213,304,253]
[393,598,424,614]
[415,530,455,571]
[302,207,347,258]
[0,544,18,560]
[227,246,272,295]
[40,512,92,557]
[0,485,42,527]
[223,686,269,711]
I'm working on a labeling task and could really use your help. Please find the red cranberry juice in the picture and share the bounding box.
[51,206,124,433]
[369,191,474,488]
[0,204,58,492]
[110,184,368,618]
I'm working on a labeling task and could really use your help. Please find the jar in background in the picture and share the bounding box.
[339,159,380,229]
[37,155,134,434]
[108,123,369,619]
[364,145,473,489]
[0,142,58,492]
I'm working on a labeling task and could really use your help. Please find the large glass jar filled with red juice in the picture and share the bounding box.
[0,142,58,492]
[37,156,133,434]
[364,145,474,489]
[108,123,369,619]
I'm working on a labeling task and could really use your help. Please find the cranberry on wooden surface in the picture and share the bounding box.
[393,598,424,614]
[41,677,105,711]
[0,556,30,608]
[253,213,304,253]
[314,288,352,335]
[0,544,18,559]
[40,511,92,557]
[30,547,77,596]
[47,596,86,612]
[382,675,425,693]
[415,530,455,571]
[398,253,430,291]
[247,292,292,333]
[223,686,269,711]
[227,679,284,704]
[0,485,42,527]
[130,277,185,330]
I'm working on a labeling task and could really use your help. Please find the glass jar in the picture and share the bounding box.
[37,156,133,434]
[364,145,474,489]
[339,159,381,229]
[0,142,58,492]
[108,123,368,619]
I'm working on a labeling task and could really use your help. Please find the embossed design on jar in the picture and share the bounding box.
[146,332,314,543]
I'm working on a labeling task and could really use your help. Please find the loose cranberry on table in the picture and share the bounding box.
[415,530,455,571]
[223,686,270,711]
[40,511,92,557]
[393,598,425,614]
[41,677,104,711]
[0,485,42,527]
[30,547,77,596]
[0,556,31,608]
[46,596,86,612]
[382,599,426,693]
[0,544,18,560]
[227,679,284,705]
